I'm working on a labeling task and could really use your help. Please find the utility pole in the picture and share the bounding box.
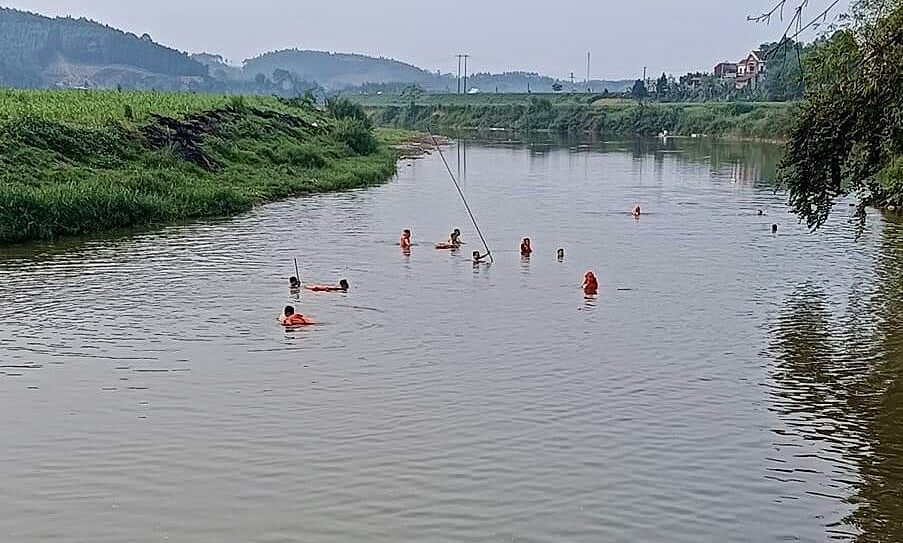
[570,72,576,92]
[456,54,464,94]
[586,52,591,92]
[643,66,647,84]
[463,54,470,94]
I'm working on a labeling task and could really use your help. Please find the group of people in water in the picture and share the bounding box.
[279,277,350,327]
[280,204,776,327]
[407,228,599,294]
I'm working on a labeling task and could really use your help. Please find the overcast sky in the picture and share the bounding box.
[1,0,850,79]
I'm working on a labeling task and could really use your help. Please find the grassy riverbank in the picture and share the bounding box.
[355,93,794,141]
[0,90,400,244]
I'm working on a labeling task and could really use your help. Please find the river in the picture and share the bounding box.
[1,136,901,543]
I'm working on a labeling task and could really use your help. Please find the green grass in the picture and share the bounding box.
[358,93,795,141]
[351,92,595,108]
[0,90,401,244]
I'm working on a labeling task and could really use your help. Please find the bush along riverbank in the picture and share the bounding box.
[366,97,795,141]
[0,91,400,244]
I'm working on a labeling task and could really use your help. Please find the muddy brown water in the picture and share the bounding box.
[1,137,901,542]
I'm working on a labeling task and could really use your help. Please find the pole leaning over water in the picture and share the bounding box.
[428,127,493,263]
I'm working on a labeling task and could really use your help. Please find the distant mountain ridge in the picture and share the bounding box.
[243,49,438,91]
[0,7,207,89]
[0,7,633,95]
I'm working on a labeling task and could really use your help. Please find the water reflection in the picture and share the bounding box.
[769,217,903,542]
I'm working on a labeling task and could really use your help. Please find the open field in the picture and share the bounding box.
[0,90,399,244]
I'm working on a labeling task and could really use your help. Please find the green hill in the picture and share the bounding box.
[0,7,208,90]
[242,49,438,91]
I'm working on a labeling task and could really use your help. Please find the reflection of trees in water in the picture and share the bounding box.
[770,218,903,541]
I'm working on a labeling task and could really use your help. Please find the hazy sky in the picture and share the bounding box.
[1,0,850,79]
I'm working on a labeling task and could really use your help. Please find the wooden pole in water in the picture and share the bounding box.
[294,258,300,281]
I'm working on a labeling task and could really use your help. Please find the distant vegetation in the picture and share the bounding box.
[359,93,793,141]
[0,90,397,243]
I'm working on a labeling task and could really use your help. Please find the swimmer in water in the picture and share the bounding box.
[472,250,490,263]
[520,238,533,256]
[400,229,412,250]
[289,276,301,290]
[633,205,642,217]
[449,228,462,247]
[772,224,779,234]
[305,279,350,292]
[582,271,599,296]
[757,209,764,216]
[280,305,313,326]
[557,248,565,261]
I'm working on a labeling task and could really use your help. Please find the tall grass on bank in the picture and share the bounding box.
[0,92,397,244]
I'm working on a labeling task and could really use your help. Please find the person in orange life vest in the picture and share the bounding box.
[582,271,599,296]
[305,279,350,293]
[280,305,314,326]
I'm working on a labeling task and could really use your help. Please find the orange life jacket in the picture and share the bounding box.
[584,273,599,295]
[281,313,314,326]
[305,285,344,292]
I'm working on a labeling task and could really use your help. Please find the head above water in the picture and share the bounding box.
[757,209,764,216]
[289,276,301,287]
[772,224,779,233]
[402,229,411,237]
[284,305,295,317]
[339,279,350,290]
[473,250,481,260]
[522,238,531,245]
[557,248,565,258]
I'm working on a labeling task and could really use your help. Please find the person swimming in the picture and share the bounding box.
[472,250,490,263]
[280,305,314,326]
[449,228,462,247]
[400,229,412,250]
[772,224,779,234]
[757,209,764,216]
[633,205,642,217]
[557,248,565,261]
[304,279,350,292]
[520,238,533,256]
[582,271,599,296]
[289,276,302,290]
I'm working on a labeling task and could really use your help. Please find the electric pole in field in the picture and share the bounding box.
[643,66,647,84]
[456,54,464,94]
[586,52,591,92]
[463,54,470,94]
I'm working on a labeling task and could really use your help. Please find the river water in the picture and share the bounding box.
[1,136,901,543]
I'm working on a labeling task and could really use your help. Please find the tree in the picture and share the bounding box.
[778,0,903,228]
[656,73,670,100]
[630,79,648,100]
